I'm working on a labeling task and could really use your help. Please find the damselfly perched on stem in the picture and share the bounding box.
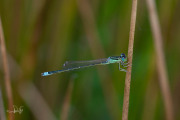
[41,53,129,76]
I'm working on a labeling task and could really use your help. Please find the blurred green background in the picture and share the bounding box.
[0,0,180,120]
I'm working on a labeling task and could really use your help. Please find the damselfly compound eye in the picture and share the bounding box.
[120,53,126,59]
[120,53,127,62]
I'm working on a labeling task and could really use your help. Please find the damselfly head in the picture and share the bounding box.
[120,53,127,62]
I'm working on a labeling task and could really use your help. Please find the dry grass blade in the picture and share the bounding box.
[0,17,14,120]
[146,0,174,119]
[122,0,137,120]
[60,78,74,120]
[0,88,6,120]
[18,82,57,120]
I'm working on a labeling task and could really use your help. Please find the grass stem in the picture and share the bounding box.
[0,17,14,120]
[122,0,137,119]
[146,0,174,119]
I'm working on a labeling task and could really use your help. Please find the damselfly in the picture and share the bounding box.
[41,53,129,76]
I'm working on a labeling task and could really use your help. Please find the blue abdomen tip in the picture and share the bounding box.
[41,72,49,76]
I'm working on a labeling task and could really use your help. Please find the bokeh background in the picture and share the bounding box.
[0,0,180,120]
